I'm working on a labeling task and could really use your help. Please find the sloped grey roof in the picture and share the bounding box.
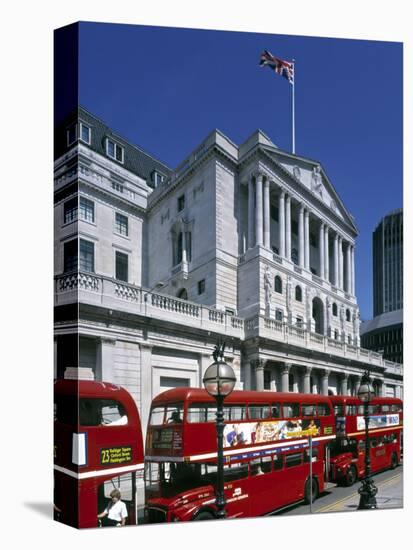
[360,309,403,334]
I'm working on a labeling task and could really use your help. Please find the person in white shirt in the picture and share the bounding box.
[97,489,128,527]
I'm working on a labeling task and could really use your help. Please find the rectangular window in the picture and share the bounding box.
[64,197,78,224]
[273,453,283,471]
[275,309,283,322]
[67,124,77,146]
[222,405,247,421]
[304,447,319,462]
[197,279,205,295]
[285,453,303,468]
[282,404,300,418]
[79,197,94,223]
[187,404,218,423]
[248,404,271,419]
[318,403,330,416]
[271,404,280,418]
[115,212,128,236]
[64,239,78,272]
[79,123,91,144]
[177,195,185,212]
[79,239,94,272]
[302,404,317,417]
[106,138,124,163]
[115,251,128,282]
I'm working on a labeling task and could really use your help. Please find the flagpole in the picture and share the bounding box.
[292,59,295,154]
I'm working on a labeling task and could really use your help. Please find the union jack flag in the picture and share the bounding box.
[259,50,294,84]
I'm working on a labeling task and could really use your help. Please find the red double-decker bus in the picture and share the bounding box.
[144,388,335,522]
[54,380,144,528]
[329,395,403,486]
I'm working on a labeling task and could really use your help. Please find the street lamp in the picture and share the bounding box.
[357,369,378,510]
[202,341,236,519]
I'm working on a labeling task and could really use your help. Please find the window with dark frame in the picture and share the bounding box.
[115,251,128,282]
[79,197,94,223]
[197,279,205,295]
[115,212,128,236]
[332,302,338,316]
[178,195,185,212]
[295,285,302,301]
[80,123,91,144]
[64,239,78,272]
[274,275,282,293]
[79,239,94,272]
[106,138,124,163]
[64,197,78,224]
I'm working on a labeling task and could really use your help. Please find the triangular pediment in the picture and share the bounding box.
[260,145,357,233]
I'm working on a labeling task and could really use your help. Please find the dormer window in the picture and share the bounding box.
[152,171,166,188]
[106,138,124,163]
[67,124,77,146]
[79,122,91,144]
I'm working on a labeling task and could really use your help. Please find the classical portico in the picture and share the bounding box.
[244,171,356,294]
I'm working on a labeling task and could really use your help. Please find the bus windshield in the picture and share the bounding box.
[330,438,357,457]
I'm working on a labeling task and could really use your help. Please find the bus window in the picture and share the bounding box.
[381,404,391,413]
[271,404,281,418]
[282,404,300,418]
[368,405,380,415]
[223,462,249,482]
[391,404,402,412]
[55,396,78,425]
[248,404,271,419]
[250,457,272,476]
[304,447,319,462]
[359,440,365,451]
[273,453,283,471]
[346,405,357,415]
[149,407,165,426]
[166,405,183,424]
[187,404,217,423]
[318,403,330,416]
[285,453,303,468]
[302,404,317,417]
[100,401,128,426]
[370,438,378,448]
[334,404,345,416]
[223,405,247,421]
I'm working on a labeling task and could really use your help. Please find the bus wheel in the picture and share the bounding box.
[390,453,398,470]
[344,465,357,487]
[304,477,319,504]
[194,511,214,521]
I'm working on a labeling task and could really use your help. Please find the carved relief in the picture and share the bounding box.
[293,165,301,181]
[264,266,272,307]
[311,165,323,196]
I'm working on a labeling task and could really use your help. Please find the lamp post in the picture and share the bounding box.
[357,369,378,510]
[202,341,236,519]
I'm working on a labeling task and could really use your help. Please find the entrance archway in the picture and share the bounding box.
[312,297,324,335]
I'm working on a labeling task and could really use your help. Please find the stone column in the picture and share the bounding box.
[346,242,351,293]
[319,222,325,279]
[278,191,285,257]
[324,225,329,282]
[285,194,291,261]
[243,360,252,391]
[263,178,270,249]
[303,366,312,394]
[351,245,355,295]
[281,363,291,392]
[304,210,310,270]
[254,359,265,391]
[270,369,277,391]
[248,176,254,249]
[299,205,305,267]
[334,234,339,287]
[97,336,116,382]
[353,375,361,397]
[322,369,330,396]
[340,373,349,396]
[339,237,344,289]
[140,344,153,438]
[255,174,264,246]
[311,374,318,395]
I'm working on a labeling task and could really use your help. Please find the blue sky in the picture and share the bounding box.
[78,22,402,320]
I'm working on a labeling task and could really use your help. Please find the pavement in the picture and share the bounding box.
[316,470,403,513]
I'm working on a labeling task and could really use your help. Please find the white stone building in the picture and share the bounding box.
[54,108,403,431]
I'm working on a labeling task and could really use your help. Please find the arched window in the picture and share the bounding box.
[177,288,188,300]
[332,302,338,316]
[295,285,302,302]
[274,275,282,294]
[346,308,351,322]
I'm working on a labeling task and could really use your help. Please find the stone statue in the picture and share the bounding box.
[286,275,292,311]
[293,165,301,181]
[264,267,272,306]
[311,165,323,196]
[340,304,345,330]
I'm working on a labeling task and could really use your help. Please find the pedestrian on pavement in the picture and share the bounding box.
[97,489,128,527]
